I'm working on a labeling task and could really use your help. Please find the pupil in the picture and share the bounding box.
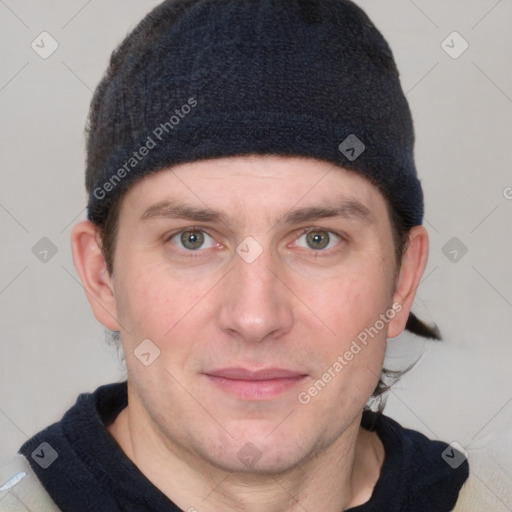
[307,231,329,250]
[181,231,204,250]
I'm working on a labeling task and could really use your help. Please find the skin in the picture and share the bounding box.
[72,155,428,512]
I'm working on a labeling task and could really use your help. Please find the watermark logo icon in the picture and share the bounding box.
[32,237,58,263]
[441,31,469,59]
[441,442,468,469]
[237,442,262,468]
[236,236,263,264]
[134,338,161,366]
[442,236,468,263]
[31,32,59,59]
[31,442,58,469]
[338,134,365,162]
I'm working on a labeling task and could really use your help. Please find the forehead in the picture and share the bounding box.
[119,155,390,226]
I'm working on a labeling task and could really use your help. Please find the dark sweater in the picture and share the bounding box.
[18,382,469,511]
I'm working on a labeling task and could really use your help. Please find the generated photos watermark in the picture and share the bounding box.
[93,97,197,201]
[297,302,402,405]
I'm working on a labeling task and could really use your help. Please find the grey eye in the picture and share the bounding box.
[296,230,341,251]
[171,230,216,251]
[181,231,204,250]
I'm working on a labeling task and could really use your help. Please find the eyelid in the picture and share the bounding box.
[298,227,345,237]
[165,225,219,238]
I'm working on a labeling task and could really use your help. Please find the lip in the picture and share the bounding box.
[204,367,308,400]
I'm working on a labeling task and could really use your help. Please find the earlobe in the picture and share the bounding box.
[71,220,120,331]
[387,225,429,339]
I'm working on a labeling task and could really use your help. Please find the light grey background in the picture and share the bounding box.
[1,0,511,507]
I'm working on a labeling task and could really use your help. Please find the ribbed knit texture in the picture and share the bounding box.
[85,0,423,227]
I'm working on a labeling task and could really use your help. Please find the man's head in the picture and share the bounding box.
[71,0,430,476]
[73,153,428,476]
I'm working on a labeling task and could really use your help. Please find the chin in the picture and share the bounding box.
[192,426,317,476]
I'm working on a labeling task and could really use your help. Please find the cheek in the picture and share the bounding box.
[299,264,391,396]
[308,265,393,343]
[113,258,216,350]
[112,260,173,341]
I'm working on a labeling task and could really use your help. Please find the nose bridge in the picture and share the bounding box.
[236,240,277,297]
[217,237,293,341]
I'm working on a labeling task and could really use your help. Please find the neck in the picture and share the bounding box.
[107,388,384,512]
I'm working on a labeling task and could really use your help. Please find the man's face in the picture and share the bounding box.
[107,155,402,473]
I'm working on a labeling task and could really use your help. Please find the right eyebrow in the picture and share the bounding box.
[140,200,230,224]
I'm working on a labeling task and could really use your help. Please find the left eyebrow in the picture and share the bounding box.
[275,199,374,227]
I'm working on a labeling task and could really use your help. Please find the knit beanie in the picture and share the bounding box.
[85,0,423,227]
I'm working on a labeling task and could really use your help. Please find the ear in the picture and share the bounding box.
[387,225,429,338]
[71,220,120,331]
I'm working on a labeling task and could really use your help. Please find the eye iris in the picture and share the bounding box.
[306,231,329,250]
[181,230,204,250]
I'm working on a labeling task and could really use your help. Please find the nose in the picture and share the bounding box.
[217,243,294,344]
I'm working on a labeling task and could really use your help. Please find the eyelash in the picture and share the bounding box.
[165,227,346,256]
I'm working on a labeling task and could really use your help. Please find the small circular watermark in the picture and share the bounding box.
[503,187,512,200]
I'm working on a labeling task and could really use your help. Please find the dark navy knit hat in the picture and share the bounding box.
[85,0,423,227]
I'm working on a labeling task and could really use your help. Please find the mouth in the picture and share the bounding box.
[203,367,308,401]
